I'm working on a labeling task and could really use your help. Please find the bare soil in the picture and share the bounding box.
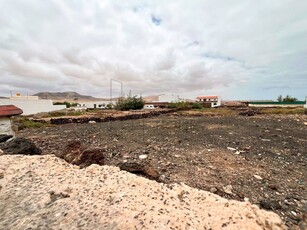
[19,113,307,229]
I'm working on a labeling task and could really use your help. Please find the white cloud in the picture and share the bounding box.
[0,0,306,99]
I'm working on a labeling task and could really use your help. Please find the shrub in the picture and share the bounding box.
[13,118,48,130]
[192,103,204,109]
[115,96,145,111]
[167,102,190,110]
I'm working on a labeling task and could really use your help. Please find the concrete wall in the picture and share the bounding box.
[0,99,66,115]
[249,104,304,108]
[0,117,14,135]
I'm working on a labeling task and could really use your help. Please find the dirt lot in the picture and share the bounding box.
[19,113,307,229]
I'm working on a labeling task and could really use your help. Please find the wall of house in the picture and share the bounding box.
[157,94,181,103]
[0,117,14,135]
[0,99,66,115]
[79,101,114,109]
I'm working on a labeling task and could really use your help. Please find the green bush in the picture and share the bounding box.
[53,101,78,108]
[115,96,145,110]
[167,101,190,110]
[14,118,48,130]
[192,103,204,109]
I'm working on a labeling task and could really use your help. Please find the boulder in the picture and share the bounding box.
[0,134,13,143]
[0,137,41,155]
[57,140,105,167]
[73,148,106,168]
[117,161,159,180]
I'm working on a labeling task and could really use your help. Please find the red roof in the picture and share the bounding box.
[196,95,218,99]
[0,105,23,117]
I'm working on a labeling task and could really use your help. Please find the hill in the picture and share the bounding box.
[33,92,106,102]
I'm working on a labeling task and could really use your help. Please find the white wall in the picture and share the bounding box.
[157,94,181,103]
[0,99,66,115]
[0,117,14,135]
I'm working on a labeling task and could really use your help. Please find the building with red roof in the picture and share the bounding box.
[196,95,221,108]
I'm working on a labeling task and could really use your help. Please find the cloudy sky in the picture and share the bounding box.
[0,0,306,100]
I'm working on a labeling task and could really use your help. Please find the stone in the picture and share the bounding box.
[259,200,282,211]
[73,148,106,168]
[117,162,159,180]
[238,110,255,116]
[88,121,96,124]
[0,134,13,143]
[57,140,105,167]
[209,187,218,193]
[227,147,236,151]
[223,185,233,195]
[0,137,41,155]
[139,154,148,160]
[254,175,263,180]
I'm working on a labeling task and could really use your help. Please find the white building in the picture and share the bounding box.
[0,95,66,115]
[155,94,184,103]
[196,95,221,108]
[76,101,115,109]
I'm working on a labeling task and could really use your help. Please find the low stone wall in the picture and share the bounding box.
[33,110,175,125]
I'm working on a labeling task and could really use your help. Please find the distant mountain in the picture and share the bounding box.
[33,92,106,102]
[143,95,159,102]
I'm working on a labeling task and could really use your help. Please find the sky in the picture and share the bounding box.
[0,0,307,100]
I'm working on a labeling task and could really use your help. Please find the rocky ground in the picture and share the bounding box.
[18,113,307,229]
[0,155,286,229]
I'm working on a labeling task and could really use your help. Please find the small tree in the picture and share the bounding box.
[115,96,145,110]
[283,95,298,102]
[277,95,283,102]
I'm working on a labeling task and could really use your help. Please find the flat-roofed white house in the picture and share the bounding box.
[0,94,66,115]
[154,94,184,103]
[196,95,221,108]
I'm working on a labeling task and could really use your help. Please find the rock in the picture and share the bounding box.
[139,154,148,160]
[238,110,255,116]
[57,140,85,163]
[223,185,233,195]
[117,162,159,180]
[261,139,271,142]
[0,134,13,143]
[0,155,286,230]
[304,122,307,126]
[0,137,41,155]
[0,149,3,155]
[254,175,263,180]
[259,200,282,210]
[57,140,105,167]
[227,147,236,151]
[73,148,106,168]
[234,151,241,155]
[88,120,96,124]
[210,187,218,193]
[243,146,251,151]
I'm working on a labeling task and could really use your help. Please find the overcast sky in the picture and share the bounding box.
[0,0,306,100]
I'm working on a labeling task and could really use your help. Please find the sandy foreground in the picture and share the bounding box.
[0,155,285,230]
